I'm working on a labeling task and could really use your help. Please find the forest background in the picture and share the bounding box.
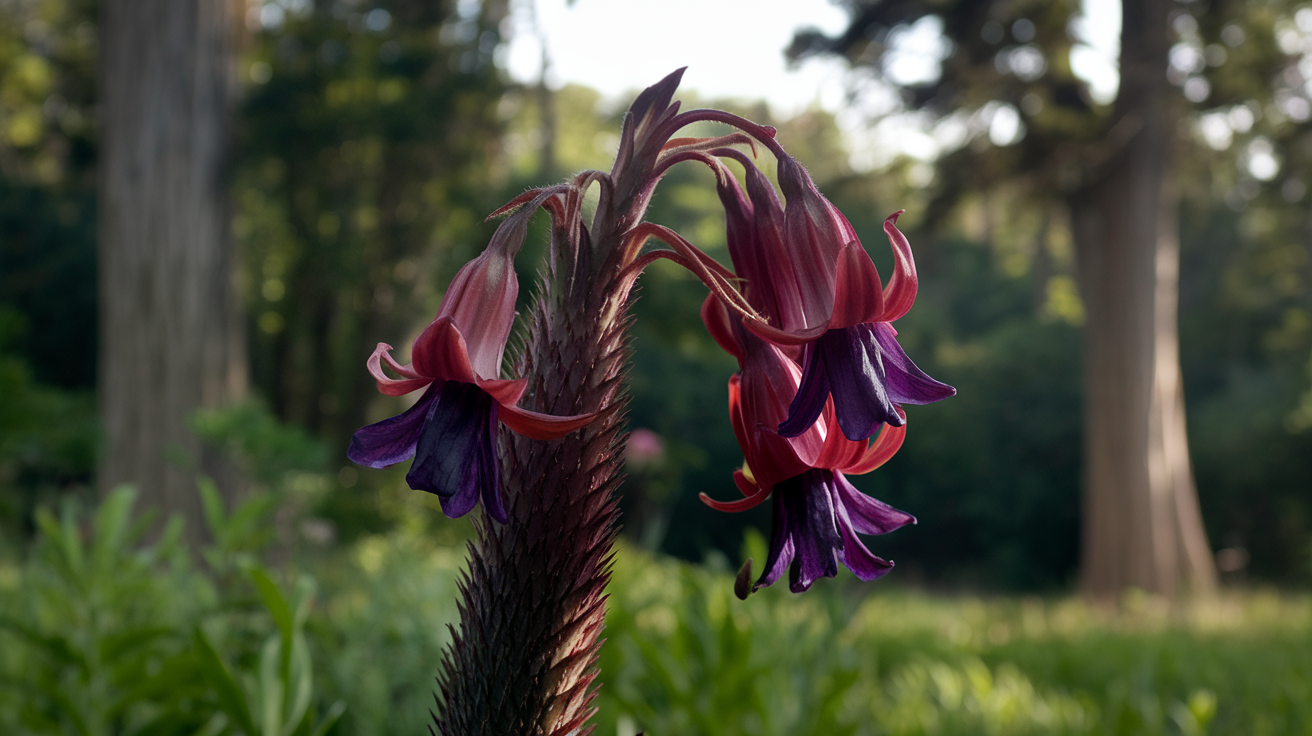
[2,0,1312,733]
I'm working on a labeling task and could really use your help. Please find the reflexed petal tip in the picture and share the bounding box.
[367,343,431,397]
[878,211,919,323]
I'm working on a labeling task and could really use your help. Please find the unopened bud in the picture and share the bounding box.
[734,558,754,600]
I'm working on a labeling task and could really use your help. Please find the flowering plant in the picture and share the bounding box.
[349,70,953,735]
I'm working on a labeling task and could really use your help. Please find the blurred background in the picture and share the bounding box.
[2,0,1312,734]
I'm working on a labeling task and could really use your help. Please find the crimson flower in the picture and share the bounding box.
[735,157,954,442]
[347,206,594,522]
[701,296,914,593]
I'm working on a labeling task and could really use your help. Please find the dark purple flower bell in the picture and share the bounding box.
[755,468,916,593]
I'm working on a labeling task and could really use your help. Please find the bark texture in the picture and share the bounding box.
[98,0,246,534]
[1070,0,1216,598]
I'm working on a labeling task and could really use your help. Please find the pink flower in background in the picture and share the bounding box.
[625,428,666,469]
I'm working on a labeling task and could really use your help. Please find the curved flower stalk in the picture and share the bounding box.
[347,195,596,523]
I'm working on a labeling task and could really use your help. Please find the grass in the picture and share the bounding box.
[2,492,1310,735]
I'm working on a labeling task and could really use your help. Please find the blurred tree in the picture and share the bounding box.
[98,0,247,537]
[792,0,1220,597]
[235,0,510,460]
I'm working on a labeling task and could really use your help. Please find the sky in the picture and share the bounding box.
[502,0,854,117]
[502,0,1122,165]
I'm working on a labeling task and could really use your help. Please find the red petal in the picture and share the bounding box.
[829,241,885,329]
[812,401,864,469]
[699,489,771,513]
[367,343,433,397]
[844,412,907,475]
[733,469,759,497]
[701,294,743,359]
[498,403,597,440]
[878,211,919,322]
[476,377,528,406]
[740,317,828,347]
[410,318,480,384]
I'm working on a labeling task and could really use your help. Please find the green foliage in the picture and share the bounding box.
[4,491,1311,735]
[0,306,96,539]
[192,404,329,487]
[596,547,1312,736]
[0,487,342,736]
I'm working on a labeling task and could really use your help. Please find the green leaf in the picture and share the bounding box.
[247,566,294,646]
[280,634,313,736]
[0,614,88,674]
[92,485,137,572]
[199,477,227,545]
[193,627,257,736]
[260,635,285,736]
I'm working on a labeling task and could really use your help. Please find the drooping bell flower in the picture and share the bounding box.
[736,156,954,442]
[347,203,595,523]
[700,295,914,593]
[755,468,915,593]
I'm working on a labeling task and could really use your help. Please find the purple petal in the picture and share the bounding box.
[406,382,506,522]
[835,502,895,581]
[872,322,955,405]
[347,382,440,468]
[755,483,795,591]
[478,404,506,522]
[785,470,842,593]
[832,472,916,535]
[827,325,902,440]
[778,342,830,438]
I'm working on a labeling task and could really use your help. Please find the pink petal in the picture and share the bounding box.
[410,318,480,385]
[698,489,772,513]
[700,294,743,360]
[431,238,519,379]
[497,403,597,440]
[476,377,528,407]
[367,343,433,397]
[877,211,919,322]
[812,401,866,470]
[829,241,885,329]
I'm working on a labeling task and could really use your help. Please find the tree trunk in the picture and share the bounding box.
[1069,0,1216,598]
[98,0,246,537]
